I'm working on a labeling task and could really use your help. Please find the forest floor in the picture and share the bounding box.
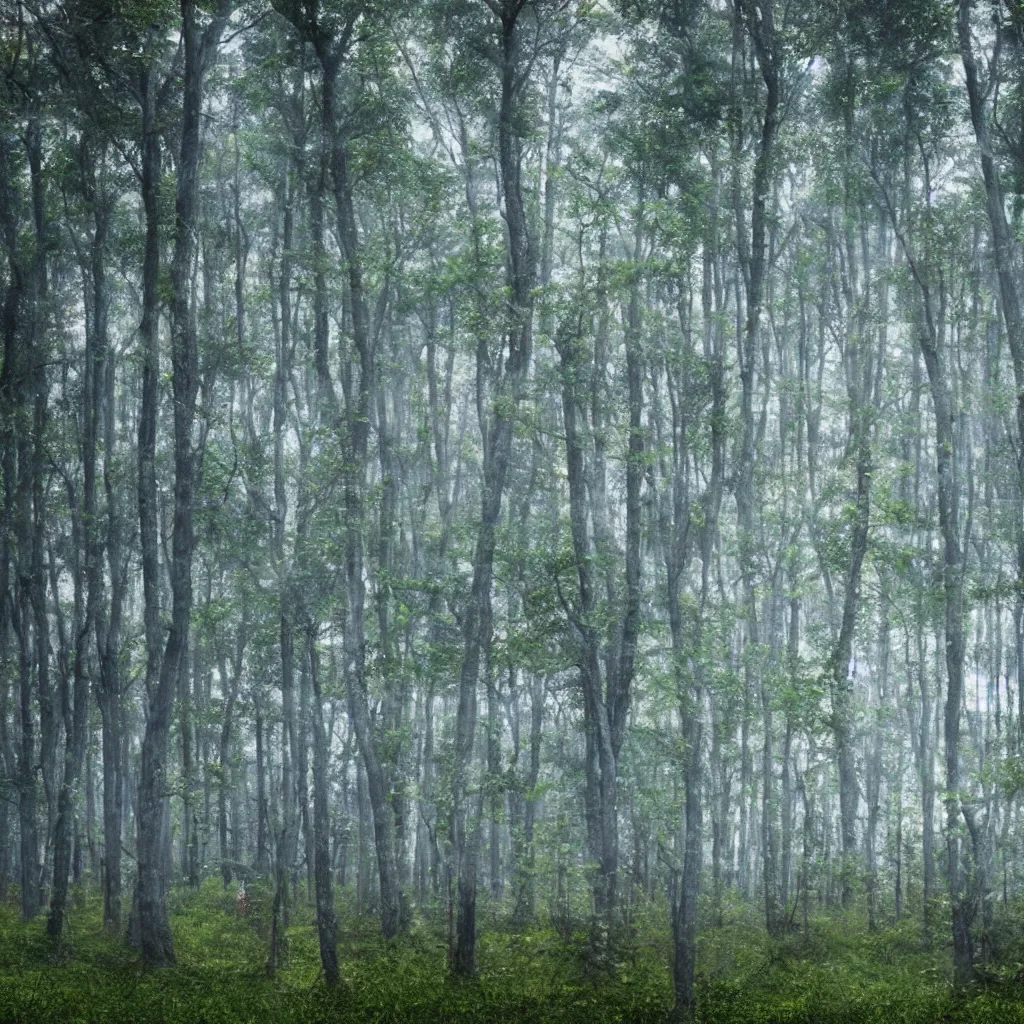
[0,881,1022,1023]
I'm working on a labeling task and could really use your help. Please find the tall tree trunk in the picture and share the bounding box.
[301,24,405,941]
[309,632,339,985]
[27,113,56,906]
[49,145,107,939]
[0,126,38,923]
[97,280,126,931]
[218,622,244,886]
[887,148,973,980]
[131,53,162,952]
[271,160,298,944]
[136,1,228,967]
[255,699,269,874]
[450,1,536,975]
[735,0,780,933]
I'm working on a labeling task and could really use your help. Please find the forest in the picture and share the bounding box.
[2,0,1024,1020]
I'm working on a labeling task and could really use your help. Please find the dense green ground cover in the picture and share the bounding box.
[0,882,1022,1023]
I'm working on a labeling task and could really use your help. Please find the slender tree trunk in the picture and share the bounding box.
[734,0,779,926]
[450,3,536,975]
[136,2,228,966]
[49,147,107,939]
[888,152,973,979]
[97,298,125,931]
[131,53,162,952]
[305,32,405,941]
[309,633,339,985]
[255,700,269,874]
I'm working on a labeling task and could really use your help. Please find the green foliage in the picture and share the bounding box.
[998,754,1024,800]
[0,882,669,1024]
[695,909,1024,1024]
[1,886,1023,1022]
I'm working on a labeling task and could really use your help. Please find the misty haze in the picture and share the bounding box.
[0,0,1022,1021]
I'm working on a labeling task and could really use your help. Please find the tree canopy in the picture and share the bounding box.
[2,0,1024,1020]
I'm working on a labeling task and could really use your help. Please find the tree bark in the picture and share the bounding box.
[135,0,229,967]
[450,1,536,975]
[49,142,107,939]
[309,632,339,985]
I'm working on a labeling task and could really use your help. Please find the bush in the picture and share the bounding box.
[0,886,1021,1023]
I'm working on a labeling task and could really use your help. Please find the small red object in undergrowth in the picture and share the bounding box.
[236,886,249,917]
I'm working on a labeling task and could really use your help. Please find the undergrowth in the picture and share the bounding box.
[0,881,1020,1022]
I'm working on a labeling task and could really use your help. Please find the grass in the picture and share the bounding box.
[0,881,1021,1022]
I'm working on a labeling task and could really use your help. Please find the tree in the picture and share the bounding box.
[134,0,231,967]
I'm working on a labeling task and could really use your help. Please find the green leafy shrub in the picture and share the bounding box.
[0,887,1021,1023]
